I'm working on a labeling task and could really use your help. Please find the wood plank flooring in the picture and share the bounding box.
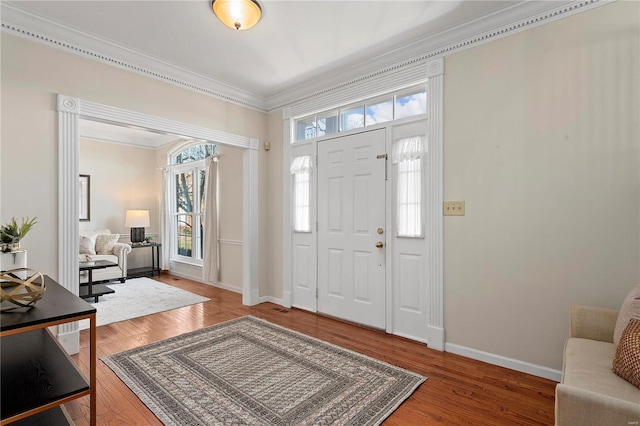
[67,274,557,425]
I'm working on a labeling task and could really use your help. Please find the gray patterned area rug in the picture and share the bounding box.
[103,316,426,425]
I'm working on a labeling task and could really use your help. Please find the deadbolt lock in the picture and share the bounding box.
[377,228,384,235]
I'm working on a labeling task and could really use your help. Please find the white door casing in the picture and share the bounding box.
[57,94,260,355]
[317,129,387,329]
[284,57,444,349]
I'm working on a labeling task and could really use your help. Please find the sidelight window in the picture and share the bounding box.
[392,136,425,238]
[290,155,313,233]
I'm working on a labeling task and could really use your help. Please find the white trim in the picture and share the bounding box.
[425,63,445,351]
[445,343,562,382]
[3,1,610,113]
[167,270,242,294]
[282,116,293,309]
[284,59,444,350]
[0,4,266,112]
[58,94,259,353]
[259,295,286,306]
[57,96,80,355]
[219,239,243,246]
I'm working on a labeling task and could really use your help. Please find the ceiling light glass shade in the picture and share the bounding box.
[212,0,262,31]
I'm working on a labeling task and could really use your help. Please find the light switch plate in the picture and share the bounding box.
[444,201,465,216]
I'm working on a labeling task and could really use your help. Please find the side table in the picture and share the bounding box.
[79,260,116,302]
[127,242,162,279]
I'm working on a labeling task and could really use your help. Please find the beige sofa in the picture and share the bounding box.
[555,305,640,425]
[79,229,131,283]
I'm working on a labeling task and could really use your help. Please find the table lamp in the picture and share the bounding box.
[125,209,150,243]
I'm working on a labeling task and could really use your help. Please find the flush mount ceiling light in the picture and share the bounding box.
[212,0,262,31]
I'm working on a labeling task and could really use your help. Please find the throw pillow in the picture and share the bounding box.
[614,282,640,345]
[95,233,120,255]
[612,318,640,388]
[79,235,96,255]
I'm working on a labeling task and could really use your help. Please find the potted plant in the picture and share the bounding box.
[1,217,37,253]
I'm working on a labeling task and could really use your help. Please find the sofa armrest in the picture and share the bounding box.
[112,243,132,270]
[555,384,640,425]
[570,305,618,342]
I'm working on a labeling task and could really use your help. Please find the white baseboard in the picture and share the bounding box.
[259,295,285,306]
[165,270,242,294]
[209,281,242,294]
[445,343,562,382]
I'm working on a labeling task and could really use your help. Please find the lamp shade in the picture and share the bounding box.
[212,0,262,31]
[124,210,150,228]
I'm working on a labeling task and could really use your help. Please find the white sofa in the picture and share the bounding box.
[79,229,131,283]
[556,305,640,425]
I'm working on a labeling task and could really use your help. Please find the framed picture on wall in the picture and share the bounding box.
[79,174,90,221]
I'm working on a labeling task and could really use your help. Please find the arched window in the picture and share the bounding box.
[170,143,217,263]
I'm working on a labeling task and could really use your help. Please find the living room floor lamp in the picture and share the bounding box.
[125,209,150,243]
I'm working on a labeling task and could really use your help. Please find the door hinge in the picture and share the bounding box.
[377,153,388,181]
[316,288,319,298]
[316,221,319,231]
[316,155,318,166]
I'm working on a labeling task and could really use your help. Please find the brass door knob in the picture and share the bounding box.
[375,241,384,248]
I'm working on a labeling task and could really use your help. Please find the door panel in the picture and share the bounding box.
[317,129,386,329]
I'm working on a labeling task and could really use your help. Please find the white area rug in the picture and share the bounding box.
[79,278,210,330]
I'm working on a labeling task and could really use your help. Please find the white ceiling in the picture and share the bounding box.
[79,119,186,148]
[5,0,528,101]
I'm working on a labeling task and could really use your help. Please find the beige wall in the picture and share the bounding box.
[79,138,159,236]
[216,144,244,287]
[444,0,639,370]
[0,34,268,287]
[266,110,285,299]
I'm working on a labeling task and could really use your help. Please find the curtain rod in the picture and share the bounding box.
[157,155,220,171]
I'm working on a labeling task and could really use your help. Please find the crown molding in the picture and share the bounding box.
[1,4,268,112]
[2,1,611,115]
[268,0,611,112]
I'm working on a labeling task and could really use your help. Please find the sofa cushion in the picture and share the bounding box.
[95,233,120,254]
[614,283,640,345]
[613,319,640,388]
[563,337,639,404]
[79,235,97,255]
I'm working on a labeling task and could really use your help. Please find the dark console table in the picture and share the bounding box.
[128,242,162,278]
[1,276,97,425]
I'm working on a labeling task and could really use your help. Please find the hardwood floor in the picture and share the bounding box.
[67,274,557,425]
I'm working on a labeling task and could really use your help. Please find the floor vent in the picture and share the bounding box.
[272,308,289,314]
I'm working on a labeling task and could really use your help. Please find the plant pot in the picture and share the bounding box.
[0,242,20,253]
[1,250,27,271]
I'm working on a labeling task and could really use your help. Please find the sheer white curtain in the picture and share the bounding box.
[202,157,219,282]
[290,156,313,233]
[392,136,426,238]
[160,168,172,269]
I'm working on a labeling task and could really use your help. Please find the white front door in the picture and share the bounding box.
[317,129,386,329]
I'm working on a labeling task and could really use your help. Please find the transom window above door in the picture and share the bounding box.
[294,86,427,143]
